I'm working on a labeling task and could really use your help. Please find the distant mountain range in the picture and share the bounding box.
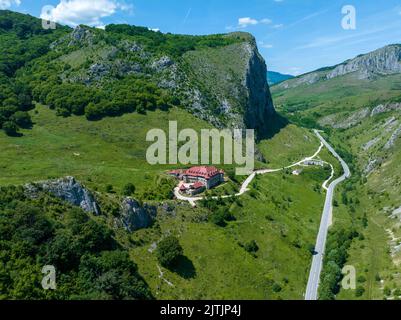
[267,71,294,85]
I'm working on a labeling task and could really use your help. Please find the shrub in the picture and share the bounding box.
[2,121,18,136]
[210,208,236,227]
[355,286,365,297]
[105,185,114,193]
[383,286,391,296]
[11,111,32,128]
[210,211,227,227]
[123,183,136,196]
[244,240,259,254]
[272,283,282,293]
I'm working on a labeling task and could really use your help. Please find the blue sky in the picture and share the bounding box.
[3,0,401,75]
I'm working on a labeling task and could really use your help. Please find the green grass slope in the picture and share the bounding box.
[274,69,401,300]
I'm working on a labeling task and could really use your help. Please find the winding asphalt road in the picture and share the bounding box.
[174,141,324,207]
[304,130,351,300]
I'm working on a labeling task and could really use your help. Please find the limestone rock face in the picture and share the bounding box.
[276,45,401,90]
[327,45,401,79]
[371,103,401,117]
[68,25,94,46]
[244,41,276,135]
[180,34,276,138]
[118,198,157,232]
[25,177,100,215]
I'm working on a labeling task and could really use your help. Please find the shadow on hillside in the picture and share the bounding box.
[5,131,23,138]
[257,112,290,141]
[171,256,197,279]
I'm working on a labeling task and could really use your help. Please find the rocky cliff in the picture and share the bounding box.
[51,26,275,138]
[276,44,401,89]
[24,176,158,232]
[180,33,276,136]
[25,176,101,215]
[116,198,157,232]
[327,45,401,79]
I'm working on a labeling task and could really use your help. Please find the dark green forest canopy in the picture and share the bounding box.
[0,10,69,136]
[0,10,249,136]
[0,185,153,300]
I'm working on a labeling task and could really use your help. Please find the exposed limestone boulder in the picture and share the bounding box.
[152,56,173,71]
[384,124,401,150]
[332,108,370,129]
[371,103,401,117]
[25,177,100,215]
[68,25,94,47]
[118,198,157,232]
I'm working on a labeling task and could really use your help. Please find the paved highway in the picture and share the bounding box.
[304,130,351,300]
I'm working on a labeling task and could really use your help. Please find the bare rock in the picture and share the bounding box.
[25,177,100,215]
[118,198,157,232]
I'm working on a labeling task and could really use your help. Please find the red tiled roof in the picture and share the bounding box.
[169,170,182,175]
[192,181,205,189]
[184,166,224,179]
[179,185,187,191]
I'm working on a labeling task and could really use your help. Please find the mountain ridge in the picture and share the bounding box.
[267,71,294,85]
[276,44,401,90]
[0,10,276,139]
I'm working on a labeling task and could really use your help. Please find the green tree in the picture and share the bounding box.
[12,111,32,128]
[156,236,183,269]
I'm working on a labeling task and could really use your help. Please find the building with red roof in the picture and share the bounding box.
[187,181,206,196]
[183,166,224,189]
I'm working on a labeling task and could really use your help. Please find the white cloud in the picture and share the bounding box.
[238,17,258,27]
[238,17,272,28]
[40,0,133,28]
[287,67,302,76]
[0,0,21,10]
[258,41,273,49]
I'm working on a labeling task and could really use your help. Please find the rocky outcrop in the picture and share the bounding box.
[384,124,401,149]
[362,137,381,151]
[364,158,382,174]
[244,41,276,136]
[25,177,100,215]
[151,56,173,72]
[276,44,401,89]
[117,198,157,232]
[371,103,401,117]
[328,45,401,79]
[68,25,95,47]
[181,34,276,137]
[332,108,370,129]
